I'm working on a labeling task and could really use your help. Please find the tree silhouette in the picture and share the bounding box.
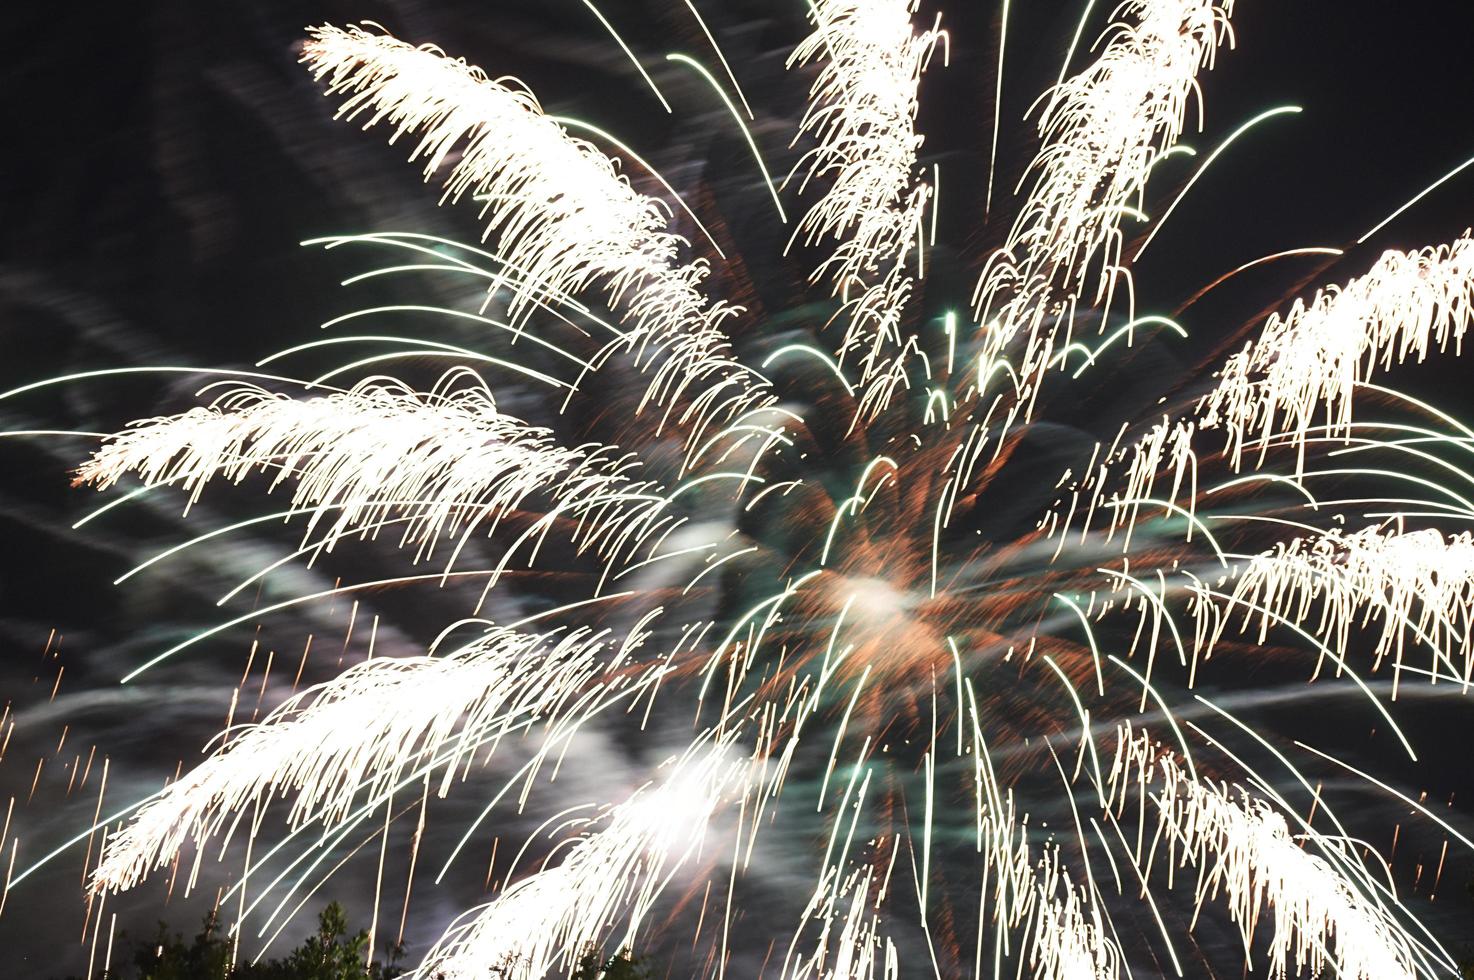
[571,944,648,980]
[56,902,405,980]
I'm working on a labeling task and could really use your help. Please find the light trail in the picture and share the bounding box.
[12,3,1473,977]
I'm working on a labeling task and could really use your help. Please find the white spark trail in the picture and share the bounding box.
[75,380,665,566]
[1112,733,1420,980]
[968,688,1121,980]
[783,863,899,980]
[1192,526,1474,686]
[789,0,944,416]
[411,734,742,979]
[974,0,1234,405]
[90,625,625,894]
[301,25,772,442]
[1052,235,1474,548]
[1005,0,1232,294]
[1200,233,1474,467]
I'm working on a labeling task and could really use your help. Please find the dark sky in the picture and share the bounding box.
[3,1,1474,976]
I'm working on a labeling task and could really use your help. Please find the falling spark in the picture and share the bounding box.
[1201,233,1474,467]
[1113,731,1421,980]
[90,626,625,893]
[301,25,772,444]
[788,0,944,413]
[414,736,743,979]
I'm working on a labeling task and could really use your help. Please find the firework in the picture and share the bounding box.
[1201,234,1474,469]
[6,1,1474,976]
[90,624,630,894]
[416,733,743,979]
[1111,729,1424,980]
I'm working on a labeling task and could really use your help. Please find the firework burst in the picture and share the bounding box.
[5,1,1474,977]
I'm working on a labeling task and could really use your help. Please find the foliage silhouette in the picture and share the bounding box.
[570,945,648,980]
[54,902,405,979]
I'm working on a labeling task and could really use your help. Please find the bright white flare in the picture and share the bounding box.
[91,625,619,893]
[302,24,772,438]
[76,381,663,564]
[1193,526,1474,683]
[974,0,1233,404]
[789,0,943,415]
[1200,233,1474,466]
[1113,734,1419,980]
[412,737,741,979]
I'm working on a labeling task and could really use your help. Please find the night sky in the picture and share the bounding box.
[3,1,1474,976]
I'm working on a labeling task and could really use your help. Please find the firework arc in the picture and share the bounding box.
[89,624,636,895]
[973,0,1235,412]
[1054,232,1474,573]
[412,735,744,980]
[74,381,669,568]
[1112,730,1421,980]
[1191,526,1474,686]
[16,0,1469,977]
[789,0,945,418]
[302,25,774,451]
[1200,233,1474,469]
[1005,0,1235,295]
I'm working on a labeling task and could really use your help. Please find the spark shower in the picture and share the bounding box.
[4,1,1474,977]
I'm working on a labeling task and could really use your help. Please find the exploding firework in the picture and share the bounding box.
[4,1,1474,977]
